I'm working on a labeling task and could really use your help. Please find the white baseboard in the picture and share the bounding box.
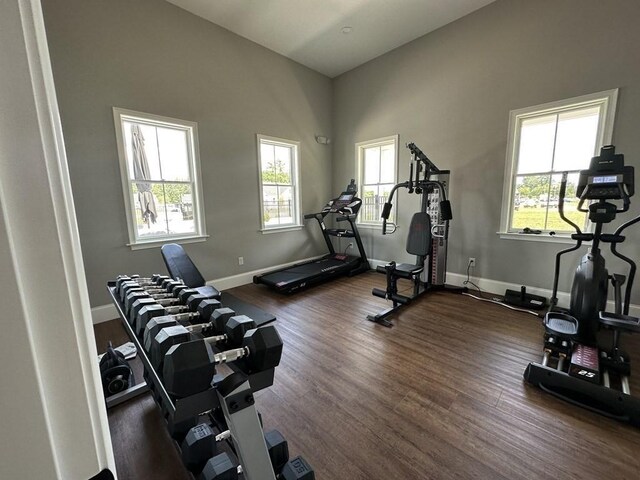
[91,258,639,323]
[445,272,640,318]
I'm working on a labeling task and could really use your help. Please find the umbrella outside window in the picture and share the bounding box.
[131,123,158,228]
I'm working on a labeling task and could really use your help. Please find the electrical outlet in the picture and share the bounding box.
[238,256,244,266]
[468,257,476,268]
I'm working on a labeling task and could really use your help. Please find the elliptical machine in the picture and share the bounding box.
[366,142,459,327]
[524,145,640,425]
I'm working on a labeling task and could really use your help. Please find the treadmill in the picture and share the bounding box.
[253,180,370,293]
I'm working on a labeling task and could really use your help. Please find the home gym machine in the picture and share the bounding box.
[254,180,370,293]
[524,145,640,425]
[367,142,458,327]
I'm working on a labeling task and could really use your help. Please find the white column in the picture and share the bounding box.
[0,1,116,478]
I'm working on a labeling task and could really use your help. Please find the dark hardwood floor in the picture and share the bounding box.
[95,272,640,479]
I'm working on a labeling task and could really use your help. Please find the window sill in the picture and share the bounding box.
[260,225,303,234]
[497,232,586,244]
[127,235,209,250]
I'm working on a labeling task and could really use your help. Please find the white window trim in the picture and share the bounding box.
[498,89,618,242]
[356,134,399,226]
[256,134,302,232]
[113,107,207,249]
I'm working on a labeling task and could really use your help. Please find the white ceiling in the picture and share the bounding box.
[166,0,496,78]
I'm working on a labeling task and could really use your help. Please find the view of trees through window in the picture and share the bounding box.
[123,120,197,239]
[259,138,298,228]
[509,105,601,232]
[359,140,396,224]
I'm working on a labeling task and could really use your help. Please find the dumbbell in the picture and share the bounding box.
[199,452,315,480]
[115,274,166,295]
[150,315,256,374]
[130,288,212,331]
[122,278,190,307]
[128,287,204,323]
[124,282,190,317]
[182,424,289,475]
[119,275,174,301]
[280,456,316,480]
[134,303,193,337]
[136,289,223,335]
[164,325,283,398]
[143,300,225,352]
[199,452,243,480]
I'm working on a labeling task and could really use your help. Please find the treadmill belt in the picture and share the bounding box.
[260,256,359,289]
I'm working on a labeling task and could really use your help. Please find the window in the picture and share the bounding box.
[356,135,398,225]
[257,135,301,231]
[500,90,617,237]
[113,108,206,248]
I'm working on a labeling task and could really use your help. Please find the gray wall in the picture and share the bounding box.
[42,0,333,306]
[43,0,640,307]
[332,0,640,303]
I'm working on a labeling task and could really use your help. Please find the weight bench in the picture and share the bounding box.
[160,243,276,326]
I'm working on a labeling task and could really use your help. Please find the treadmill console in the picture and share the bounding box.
[330,193,356,212]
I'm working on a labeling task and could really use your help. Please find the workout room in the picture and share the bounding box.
[2,1,640,479]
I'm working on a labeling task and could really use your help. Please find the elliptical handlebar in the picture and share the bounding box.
[549,172,584,308]
[559,172,583,235]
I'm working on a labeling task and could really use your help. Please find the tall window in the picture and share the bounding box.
[357,135,398,225]
[257,135,301,231]
[113,108,206,248]
[500,90,617,235]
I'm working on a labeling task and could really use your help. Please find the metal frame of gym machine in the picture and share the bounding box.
[106,282,280,480]
[367,142,462,327]
[523,145,640,426]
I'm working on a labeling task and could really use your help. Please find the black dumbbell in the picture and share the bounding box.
[135,303,192,337]
[118,276,174,301]
[150,315,256,374]
[163,325,283,398]
[265,430,289,474]
[115,274,165,295]
[143,300,224,352]
[124,283,189,317]
[125,286,198,325]
[181,423,233,473]
[128,296,182,325]
[199,451,314,480]
[128,287,204,324]
[122,278,189,307]
[182,424,288,475]
[280,456,315,480]
[198,452,243,480]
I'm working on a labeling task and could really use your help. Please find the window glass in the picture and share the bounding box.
[114,108,205,246]
[358,136,398,225]
[502,91,617,235]
[258,135,300,230]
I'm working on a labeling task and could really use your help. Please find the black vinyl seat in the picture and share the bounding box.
[160,243,220,299]
[394,211,432,275]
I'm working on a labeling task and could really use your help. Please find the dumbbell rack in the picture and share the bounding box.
[106,282,279,480]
